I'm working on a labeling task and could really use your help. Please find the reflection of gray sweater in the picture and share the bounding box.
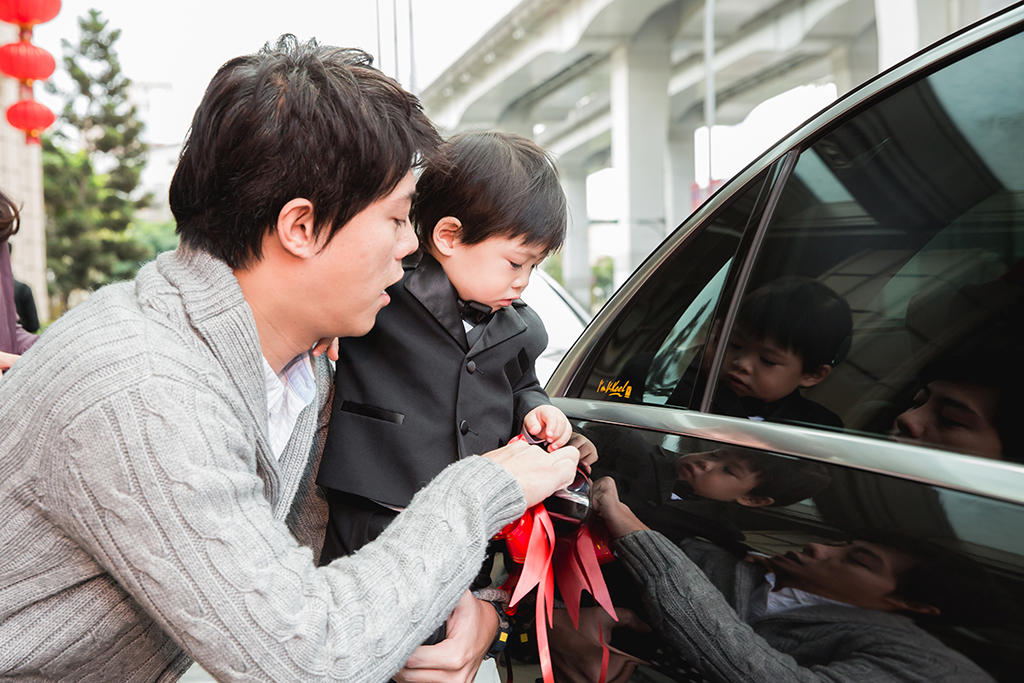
[615,531,993,682]
[0,247,525,682]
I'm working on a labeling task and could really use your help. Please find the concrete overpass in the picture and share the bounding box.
[418,0,1016,305]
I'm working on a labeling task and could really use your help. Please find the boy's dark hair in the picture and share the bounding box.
[169,35,442,269]
[411,131,566,253]
[1,189,19,242]
[742,451,832,507]
[738,276,852,371]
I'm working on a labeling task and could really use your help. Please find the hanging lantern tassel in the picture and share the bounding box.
[7,98,54,143]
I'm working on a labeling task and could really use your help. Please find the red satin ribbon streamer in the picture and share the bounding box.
[495,508,619,680]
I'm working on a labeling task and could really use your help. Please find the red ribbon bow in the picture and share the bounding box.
[494,435,618,682]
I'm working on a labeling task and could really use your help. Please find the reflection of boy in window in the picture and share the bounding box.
[587,478,994,682]
[672,277,852,428]
[586,424,830,549]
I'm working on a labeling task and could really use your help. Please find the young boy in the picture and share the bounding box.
[317,131,576,562]
[670,276,852,427]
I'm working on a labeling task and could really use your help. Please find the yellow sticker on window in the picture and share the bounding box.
[596,378,632,399]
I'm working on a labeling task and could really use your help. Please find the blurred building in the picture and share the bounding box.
[418,0,1017,306]
[0,22,47,323]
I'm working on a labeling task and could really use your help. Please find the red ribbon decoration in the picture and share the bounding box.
[495,435,619,682]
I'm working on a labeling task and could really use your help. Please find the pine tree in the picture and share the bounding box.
[43,8,150,313]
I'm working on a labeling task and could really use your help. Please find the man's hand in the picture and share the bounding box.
[311,337,340,361]
[590,477,648,538]
[567,432,599,471]
[523,404,572,450]
[0,350,19,374]
[395,591,497,683]
[483,440,579,508]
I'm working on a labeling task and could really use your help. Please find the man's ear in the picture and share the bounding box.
[735,494,775,508]
[884,595,941,616]
[275,198,318,258]
[431,217,462,256]
[798,364,832,389]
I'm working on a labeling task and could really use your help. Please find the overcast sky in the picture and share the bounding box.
[32,1,516,194]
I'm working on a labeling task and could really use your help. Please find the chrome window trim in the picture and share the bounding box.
[552,396,1024,507]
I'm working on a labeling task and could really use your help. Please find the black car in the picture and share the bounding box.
[541,3,1024,680]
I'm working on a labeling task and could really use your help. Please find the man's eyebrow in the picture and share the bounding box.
[936,396,981,418]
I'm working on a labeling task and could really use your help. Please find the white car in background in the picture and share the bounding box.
[520,268,591,385]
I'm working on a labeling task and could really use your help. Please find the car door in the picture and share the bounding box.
[546,6,1024,680]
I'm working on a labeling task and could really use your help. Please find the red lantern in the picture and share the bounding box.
[6,97,54,142]
[0,0,61,27]
[0,40,53,81]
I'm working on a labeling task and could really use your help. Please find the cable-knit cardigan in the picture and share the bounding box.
[0,246,525,682]
[615,531,993,682]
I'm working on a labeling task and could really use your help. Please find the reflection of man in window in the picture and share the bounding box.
[584,477,994,682]
[892,344,1022,463]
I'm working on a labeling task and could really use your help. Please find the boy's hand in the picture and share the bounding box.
[523,404,572,450]
[567,432,599,471]
[591,477,648,539]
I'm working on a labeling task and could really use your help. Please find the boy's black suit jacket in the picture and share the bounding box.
[317,253,550,508]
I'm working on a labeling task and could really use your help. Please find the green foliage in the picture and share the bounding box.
[542,250,564,284]
[42,8,150,312]
[591,255,615,310]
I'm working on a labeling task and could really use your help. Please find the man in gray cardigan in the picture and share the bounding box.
[0,37,579,682]
[582,477,993,682]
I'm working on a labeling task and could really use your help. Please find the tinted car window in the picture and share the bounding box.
[708,29,1024,463]
[575,162,783,408]
[558,419,1024,681]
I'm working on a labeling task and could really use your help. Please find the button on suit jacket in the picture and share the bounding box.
[318,253,550,508]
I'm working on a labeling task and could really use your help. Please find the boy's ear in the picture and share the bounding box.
[275,198,318,258]
[798,364,832,389]
[735,494,775,508]
[432,216,463,256]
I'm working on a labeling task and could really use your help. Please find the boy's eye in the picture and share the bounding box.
[509,261,523,270]
[760,357,779,367]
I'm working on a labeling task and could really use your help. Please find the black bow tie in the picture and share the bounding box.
[457,299,494,326]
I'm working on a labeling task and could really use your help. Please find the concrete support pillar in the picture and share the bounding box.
[829,25,878,96]
[875,0,921,70]
[559,164,591,307]
[609,36,671,288]
[664,128,696,233]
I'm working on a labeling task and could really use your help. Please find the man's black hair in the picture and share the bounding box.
[411,131,566,253]
[169,35,442,269]
[742,451,832,507]
[737,276,853,372]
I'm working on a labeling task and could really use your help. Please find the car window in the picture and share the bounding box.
[563,419,1024,681]
[574,161,783,408]
[708,28,1024,464]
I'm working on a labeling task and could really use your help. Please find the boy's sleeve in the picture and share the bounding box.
[512,306,552,427]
